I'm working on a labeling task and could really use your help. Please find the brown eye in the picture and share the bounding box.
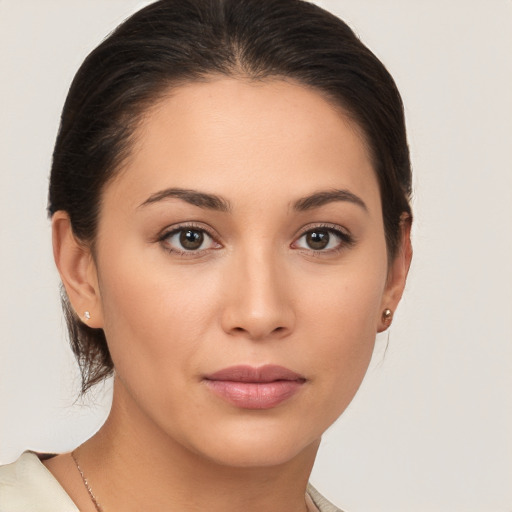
[180,229,204,250]
[305,230,330,250]
[161,227,219,253]
[293,226,353,253]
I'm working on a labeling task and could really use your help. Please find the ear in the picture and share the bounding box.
[377,214,413,333]
[52,211,104,328]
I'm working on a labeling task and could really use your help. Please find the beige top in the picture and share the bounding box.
[0,452,343,512]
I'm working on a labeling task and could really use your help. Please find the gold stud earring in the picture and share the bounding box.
[382,308,393,325]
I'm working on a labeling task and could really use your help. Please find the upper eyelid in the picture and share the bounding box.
[158,222,218,240]
[158,225,221,255]
[156,222,353,246]
[294,222,351,238]
[292,224,355,251]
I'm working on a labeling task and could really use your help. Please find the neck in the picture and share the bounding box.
[77,379,320,512]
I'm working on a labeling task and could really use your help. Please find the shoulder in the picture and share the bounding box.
[307,483,346,512]
[0,452,78,512]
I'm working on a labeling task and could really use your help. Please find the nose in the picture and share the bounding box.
[220,247,295,341]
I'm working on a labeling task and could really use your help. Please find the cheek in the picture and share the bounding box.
[95,245,221,392]
[297,257,387,412]
[299,252,387,344]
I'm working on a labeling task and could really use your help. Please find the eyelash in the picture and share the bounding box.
[157,223,220,257]
[157,223,355,257]
[293,224,355,255]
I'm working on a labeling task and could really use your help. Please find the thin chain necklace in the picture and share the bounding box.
[71,450,104,512]
[70,450,317,512]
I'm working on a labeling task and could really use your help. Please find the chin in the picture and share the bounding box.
[204,439,319,469]
[180,418,323,469]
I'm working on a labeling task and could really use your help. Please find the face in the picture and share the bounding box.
[85,78,401,467]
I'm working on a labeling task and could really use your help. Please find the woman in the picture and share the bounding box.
[0,0,412,510]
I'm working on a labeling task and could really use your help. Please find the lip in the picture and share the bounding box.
[203,365,306,410]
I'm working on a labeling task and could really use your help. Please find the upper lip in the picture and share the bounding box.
[204,365,305,383]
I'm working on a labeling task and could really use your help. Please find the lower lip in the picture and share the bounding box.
[204,380,304,409]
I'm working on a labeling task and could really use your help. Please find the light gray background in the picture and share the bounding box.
[1,1,511,511]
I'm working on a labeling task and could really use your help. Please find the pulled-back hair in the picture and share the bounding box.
[48,0,412,394]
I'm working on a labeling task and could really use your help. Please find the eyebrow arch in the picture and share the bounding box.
[293,189,368,212]
[138,187,231,212]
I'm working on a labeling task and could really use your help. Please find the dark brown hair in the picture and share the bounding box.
[48,0,412,394]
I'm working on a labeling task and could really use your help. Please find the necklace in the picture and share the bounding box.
[70,450,317,512]
[71,450,104,512]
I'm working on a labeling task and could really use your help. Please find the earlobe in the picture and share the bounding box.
[52,211,103,328]
[377,214,413,333]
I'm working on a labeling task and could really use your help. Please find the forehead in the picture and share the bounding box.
[108,77,380,212]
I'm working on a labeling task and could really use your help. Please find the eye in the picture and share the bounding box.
[293,226,353,253]
[160,226,220,253]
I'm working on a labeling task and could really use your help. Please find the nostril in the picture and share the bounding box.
[227,325,289,340]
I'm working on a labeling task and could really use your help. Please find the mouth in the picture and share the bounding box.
[203,365,306,410]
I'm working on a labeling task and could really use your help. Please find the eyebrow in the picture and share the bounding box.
[139,186,367,213]
[138,187,231,212]
[293,189,368,212]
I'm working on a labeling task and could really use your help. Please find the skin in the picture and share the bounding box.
[47,78,411,512]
